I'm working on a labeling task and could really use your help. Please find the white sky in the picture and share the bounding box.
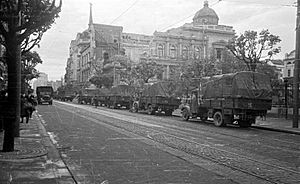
[34,0,297,81]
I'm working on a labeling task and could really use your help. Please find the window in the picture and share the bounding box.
[288,69,291,77]
[216,48,222,60]
[170,45,176,58]
[194,47,201,60]
[158,44,164,57]
[182,46,188,60]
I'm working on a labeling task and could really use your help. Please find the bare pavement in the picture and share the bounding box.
[0,104,300,184]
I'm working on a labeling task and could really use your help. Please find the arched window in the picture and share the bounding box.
[194,46,201,60]
[182,46,188,60]
[170,45,176,58]
[158,44,164,57]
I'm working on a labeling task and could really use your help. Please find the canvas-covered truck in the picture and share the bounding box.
[132,81,182,115]
[36,86,53,105]
[106,85,135,109]
[180,71,273,127]
[91,88,110,107]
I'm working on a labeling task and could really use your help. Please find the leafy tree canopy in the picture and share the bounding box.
[132,60,164,83]
[0,0,62,53]
[21,51,42,81]
[227,29,281,72]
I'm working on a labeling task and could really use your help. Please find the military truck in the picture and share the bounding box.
[132,81,181,116]
[106,85,135,109]
[36,86,53,105]
[180,71,273,127]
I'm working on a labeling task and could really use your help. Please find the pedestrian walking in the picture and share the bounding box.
[28,94,37,118]
[20,94,31,124]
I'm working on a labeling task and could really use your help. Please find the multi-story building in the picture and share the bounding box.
[66,1,235,85]
[47,80,62,92]
[32,72,49,94]
[121,32,152,63]
[283,50,295,80]
[147,1,235,79]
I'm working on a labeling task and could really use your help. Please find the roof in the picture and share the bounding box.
[193,1,219,25]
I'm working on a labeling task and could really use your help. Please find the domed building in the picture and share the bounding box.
[144,0,235,80]
[193,0,219,25]
[66,1,236,85]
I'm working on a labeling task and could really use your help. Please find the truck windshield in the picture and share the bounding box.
[37,87,53,95]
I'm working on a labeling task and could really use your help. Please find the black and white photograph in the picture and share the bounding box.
[0,0,300,183]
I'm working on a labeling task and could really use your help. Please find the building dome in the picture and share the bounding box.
[193,1,219,25]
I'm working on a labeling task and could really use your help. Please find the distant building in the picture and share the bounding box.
[48,80,62,91]
[66,1,235,85]
[265,59,284,80]
[283,50,295,80]
[32,72,49,94]
[147,1,235,79]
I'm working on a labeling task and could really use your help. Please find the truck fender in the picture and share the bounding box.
[180,105,192,116]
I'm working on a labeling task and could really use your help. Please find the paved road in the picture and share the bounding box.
[36,101,300,184]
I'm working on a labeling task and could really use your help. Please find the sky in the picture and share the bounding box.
[33,0,297,81]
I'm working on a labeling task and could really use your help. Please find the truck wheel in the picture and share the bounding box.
[133,102,138,113]
[182,108,190,121]
[165,109,173,116]
[213,111,225,127]
[147,105,154,115]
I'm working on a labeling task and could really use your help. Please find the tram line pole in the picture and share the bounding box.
[293,0,300,128]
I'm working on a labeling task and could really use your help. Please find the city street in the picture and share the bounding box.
[36,101,300,184]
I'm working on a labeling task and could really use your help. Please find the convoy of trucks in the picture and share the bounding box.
[52,71,273,127]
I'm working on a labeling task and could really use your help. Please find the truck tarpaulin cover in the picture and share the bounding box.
[110,85,135,96]
[142,81,183,97]
[84,88,110,96]
[202,71,272,99]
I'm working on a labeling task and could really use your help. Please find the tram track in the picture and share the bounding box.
[54,102,300,184]
[89,104,300,153]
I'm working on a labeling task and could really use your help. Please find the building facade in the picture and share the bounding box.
[283,50,295,79]
[65,1,235,85]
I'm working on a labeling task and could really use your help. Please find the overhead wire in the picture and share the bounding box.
[158,0,222,32]
[110,0,140,24]
[158,0,295,32]
[222,0,296,7]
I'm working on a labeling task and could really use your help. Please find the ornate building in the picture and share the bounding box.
[283,50,295,80]
[147,1,235,79]
[65,1,235,85]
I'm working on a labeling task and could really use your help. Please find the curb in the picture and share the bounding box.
[252,125,300,135]
[35,112,78,183]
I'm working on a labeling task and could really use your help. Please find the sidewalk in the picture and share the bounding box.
[254,117,300,135]
[173,109,300,135]
[0,113,75,184]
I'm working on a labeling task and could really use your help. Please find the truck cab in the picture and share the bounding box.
[36,86,54,105]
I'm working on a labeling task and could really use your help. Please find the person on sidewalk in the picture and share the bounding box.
[28,94,37,118]
[20,94,31,124]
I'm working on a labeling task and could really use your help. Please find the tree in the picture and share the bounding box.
[218,50,247,74]
[256,61,281,88]
[21,51,42,93]
[89,54,132,88]
[227,29,281,72]
[0,0,61,152]
[132,60,164,83]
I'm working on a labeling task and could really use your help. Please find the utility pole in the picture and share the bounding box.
[293,0,300,128]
